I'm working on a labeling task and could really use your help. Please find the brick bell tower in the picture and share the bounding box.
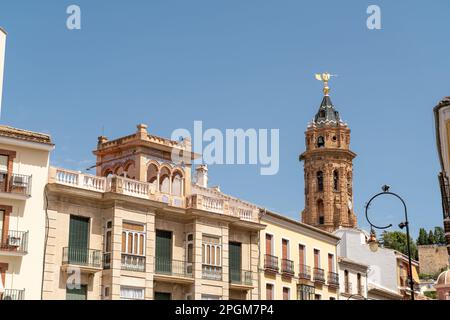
[299,73,357,232]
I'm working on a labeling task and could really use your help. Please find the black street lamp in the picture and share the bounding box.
[364,185,415,301]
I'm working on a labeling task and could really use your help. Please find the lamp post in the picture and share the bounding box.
[365,185,415,301]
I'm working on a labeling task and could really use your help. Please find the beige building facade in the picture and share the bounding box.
[0,126,54,300]
[42,124,263,300]
[260,211,340,300]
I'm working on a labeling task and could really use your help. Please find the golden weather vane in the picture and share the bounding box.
[315,72,337,96]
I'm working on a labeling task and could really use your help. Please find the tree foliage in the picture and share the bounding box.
[381,231,418,260]
[417,228,428,245]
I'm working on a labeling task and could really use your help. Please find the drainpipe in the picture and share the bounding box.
[258,208,267,300]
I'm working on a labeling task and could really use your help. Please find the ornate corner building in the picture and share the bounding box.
[299,85,357,233]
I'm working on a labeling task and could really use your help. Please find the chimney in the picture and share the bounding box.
[195,164,208,188]
[0,27,6,116]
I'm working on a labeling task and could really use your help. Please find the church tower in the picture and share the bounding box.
[300,73,357,233]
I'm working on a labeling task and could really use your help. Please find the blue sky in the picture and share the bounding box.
[0,0,449,238]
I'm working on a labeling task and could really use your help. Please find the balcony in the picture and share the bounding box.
[230,270,253,288]
[313,268,325,283]
[281,259,295,277]
[0,171,32,199]
[121,254,146,272]
[154,258,193,284]
[202,265,222,281]
[298,264,311,280]
[264,254,279,273]
[61,247,102,273]
[1,289,25,300]
[188,194,259,223]
[0,230,28,256]
[327,272,339,288]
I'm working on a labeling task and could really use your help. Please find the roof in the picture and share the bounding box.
[338,256,369,270]
[312,95,344,127]
[0,125,53,145]
[0,27,6,35]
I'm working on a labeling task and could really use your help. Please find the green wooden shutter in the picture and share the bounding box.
[229,242,241,283]
[154,292,171,300]
[155,230,172,273]
[66,285,87,300]
[68,216,90,265]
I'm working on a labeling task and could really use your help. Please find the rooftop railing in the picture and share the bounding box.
[51,167,257,222]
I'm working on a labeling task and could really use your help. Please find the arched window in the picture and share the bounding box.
[159,167,171,194]
[317,171,324,192]
[347,171,352,195]
[333,170,339,191]
[104,169,113,178]
[317,136,325,148]
[344,270,350,293]
[172,171,183,196]
[357,273,362,294]
[317,199,324,225]
[115,166,125,177]
[124,162,136,180]
[147,164,158,191]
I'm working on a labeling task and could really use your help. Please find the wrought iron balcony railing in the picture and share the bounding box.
[0,230,28,253]
[62,247,102,269]
[313,267,325,283]
[298,264,311,280]
[281,259,295,275]
[155,257,193,278]
[121,254,146,272]
[327,272,339,287]
[202,265,222,281]
[264,254,279,272]
[1,289,25,300]
[230,270,253,286]
[0,171,32,197]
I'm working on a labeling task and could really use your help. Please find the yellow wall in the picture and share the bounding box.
[260,214,339,300]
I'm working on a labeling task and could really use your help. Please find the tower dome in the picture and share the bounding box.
[436,269,450,286]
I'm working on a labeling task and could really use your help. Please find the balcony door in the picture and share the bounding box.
[68,216,90,265]
[156,230,172,274]
[229,242,241,283]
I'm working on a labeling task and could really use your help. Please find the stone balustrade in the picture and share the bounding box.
[50,167,257,222]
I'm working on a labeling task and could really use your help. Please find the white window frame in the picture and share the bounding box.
[122,221,146,257]
[281,238,290,259]
[202,235,222,267]
[120,286,145,300]
[265,232,274,255]
[282,286,291,300]
[265,282,275,300]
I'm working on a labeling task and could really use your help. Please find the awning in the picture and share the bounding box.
[412,266,420,284]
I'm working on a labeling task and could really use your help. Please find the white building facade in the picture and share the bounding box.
[0,126,54,300]
[333,228,404,300]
